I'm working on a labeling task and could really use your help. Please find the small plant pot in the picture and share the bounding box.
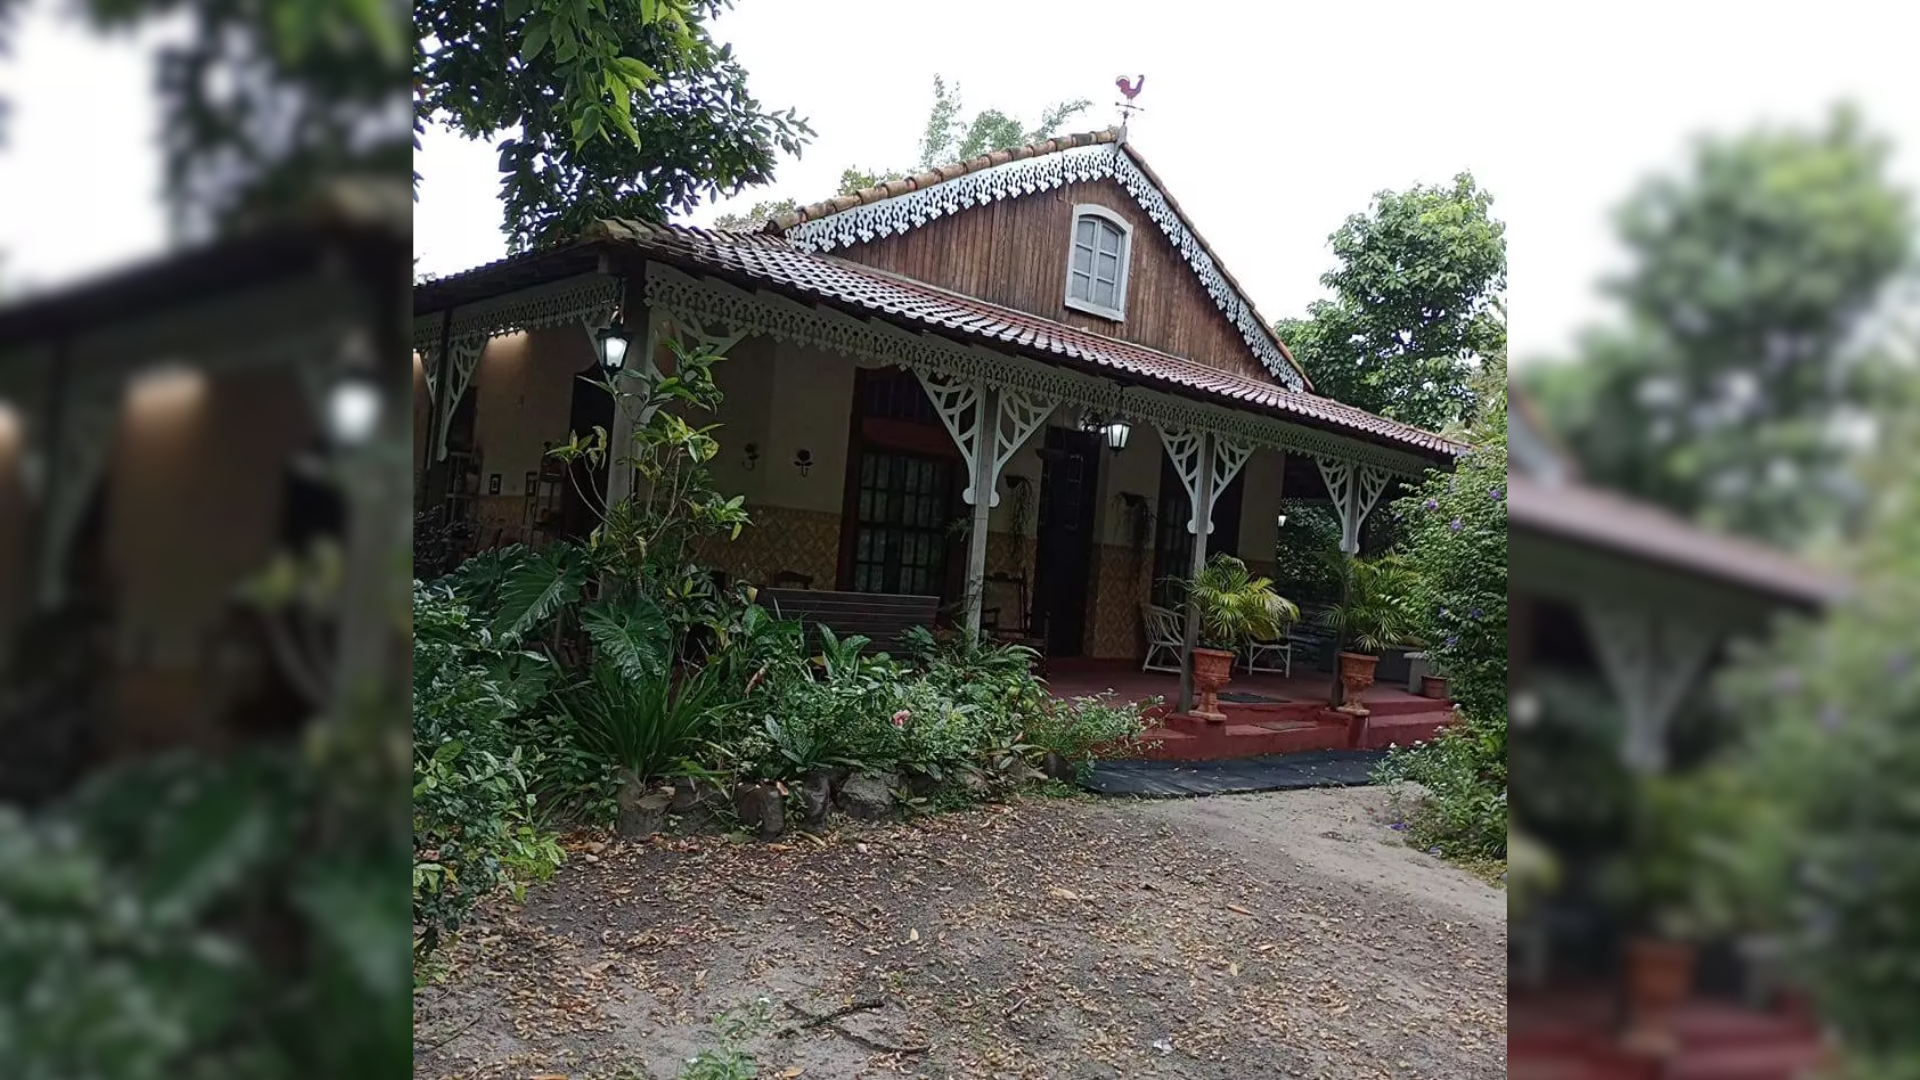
[1620,937,1696,1055]
[1336,651,1379,716]
[1419,674,1449,700]
[1190,647,1235,723]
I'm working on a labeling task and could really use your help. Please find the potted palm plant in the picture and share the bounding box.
[1319,552,1420,716]
[1181,554,1299,722]
[1612,773,1741,1056]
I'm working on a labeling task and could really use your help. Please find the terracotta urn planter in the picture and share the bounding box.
[1190,647,1236,723]
[1420,674,1449,700]
[1621,937,1697,1056]
[1336,651,1380,716]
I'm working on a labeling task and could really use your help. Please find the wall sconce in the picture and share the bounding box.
[743,442,759,470]
[1077,409,1130,455]
[324,371,381,447]
[794,448,813,476]
[1276,512,1288,529]
[596,308,631,374]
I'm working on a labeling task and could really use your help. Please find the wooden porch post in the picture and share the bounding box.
[1178,431,1215,713]
[418,311,454,512]
[963,384,1000,639]
[604,301,660,510]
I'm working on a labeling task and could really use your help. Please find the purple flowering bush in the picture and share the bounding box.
[1707,431,1920,1069]
[1374,389,1508,860]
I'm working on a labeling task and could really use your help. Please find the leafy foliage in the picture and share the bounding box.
[1178,554,1298,651]
[416,0,812,249]
[1318,553,1422,655]
[1700,410,1920,1072]
[915,75,1092,170]
[556,663,729,783]
[0,750,411,1077]
[1023,693,1158,771]
[412,584,564,957]
[1272,500,1344,607]
[67,0,408,235]
[1374,389,1508,861]
[1276,173,1507,431]
[1393,398,1508,724]
[711,76,1090,232]
[1521,106,1914,548]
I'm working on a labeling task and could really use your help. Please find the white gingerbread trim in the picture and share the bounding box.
[1582,605,1717,772]
[411,273,621,355]
[1154,424,1250,536]
[779,143,1304,390]
[1317,457,1393,554]
[992,388,1059,498]
[641,264,1432,478]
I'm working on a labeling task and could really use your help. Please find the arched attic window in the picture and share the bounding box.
[1063,204,1132,321]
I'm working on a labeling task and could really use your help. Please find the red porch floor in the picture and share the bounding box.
[1043,658,1458,760]
[1510,987,1829,1080]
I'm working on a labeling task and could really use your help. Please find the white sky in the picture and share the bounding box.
[5,0,1918,365]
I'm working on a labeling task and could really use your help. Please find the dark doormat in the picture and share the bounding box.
[1080,749,1386,798]
[1217,691,1286,704]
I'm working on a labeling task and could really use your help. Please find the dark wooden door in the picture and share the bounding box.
[1033,427,1100,656]
[561,363,614,538]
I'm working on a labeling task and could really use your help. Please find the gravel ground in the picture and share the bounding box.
[414,785,1506,1079]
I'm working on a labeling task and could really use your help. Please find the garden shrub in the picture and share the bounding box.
[1700,428,1920,1076]
[1375,389,1508,860]
[1023,692,1159,770]
[413,583,565,958]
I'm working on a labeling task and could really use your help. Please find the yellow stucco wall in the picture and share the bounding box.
[438,324,1301,661]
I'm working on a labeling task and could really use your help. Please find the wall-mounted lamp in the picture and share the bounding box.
[1276,512,1288,529]
[324,372,382,447]
[743,442,760,471]
[794,448,813,477]
[596,315,631,374]
[1078,410,1131,456]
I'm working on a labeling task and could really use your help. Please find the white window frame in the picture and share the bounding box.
[1062,204,1133,322]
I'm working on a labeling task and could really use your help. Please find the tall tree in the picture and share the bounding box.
[1522,106,1914,547]
[417,0,813,251]
[1275,173,1507,432]
[710,75,1089,232]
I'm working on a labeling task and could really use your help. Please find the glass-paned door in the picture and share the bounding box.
[852,450,953,596]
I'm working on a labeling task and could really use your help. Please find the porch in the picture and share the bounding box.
[411,224,1464,715]
[1044,658,1457,759]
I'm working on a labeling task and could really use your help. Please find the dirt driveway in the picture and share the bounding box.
[414,786,1506,1079]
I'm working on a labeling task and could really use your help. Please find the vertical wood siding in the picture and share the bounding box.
[833,178,1276,384]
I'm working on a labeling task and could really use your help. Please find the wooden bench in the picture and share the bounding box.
[760,588,941,654]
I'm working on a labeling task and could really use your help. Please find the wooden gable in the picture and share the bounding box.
[832,178,1273,384]
[771,132,1304,390]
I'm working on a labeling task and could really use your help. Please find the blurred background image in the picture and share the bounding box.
[1504,6,1920,1076]
[0,0,411,1074]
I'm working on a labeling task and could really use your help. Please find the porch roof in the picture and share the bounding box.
[1509,472,1848,608]
[415,222,1463,461]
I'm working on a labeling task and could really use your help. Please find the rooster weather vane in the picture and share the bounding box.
[1115,74,1146,138]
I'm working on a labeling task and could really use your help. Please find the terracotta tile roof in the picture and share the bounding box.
[1508,473,1847,607]
[584,219,1461,458]
[769,128,1123,229]
[762,127,1308,390]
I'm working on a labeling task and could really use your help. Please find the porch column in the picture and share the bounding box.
[1156,425,1254,712]
[1581,603,1716,773]
[962,385,1001,637]
[913,370,1056,638]
[603,304,661,509]
[1179,431,1216,712]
